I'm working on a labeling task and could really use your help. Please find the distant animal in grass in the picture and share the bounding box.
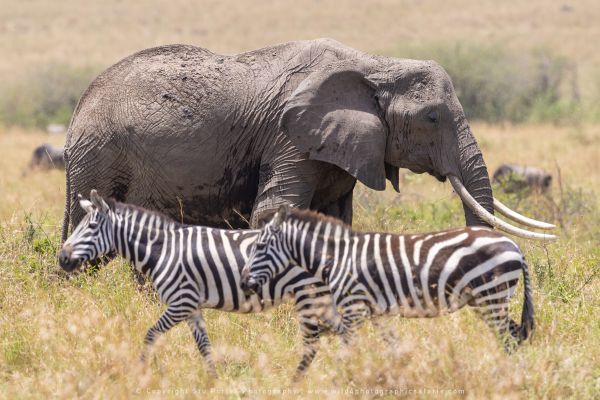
[27,144,65,171]
[493,164,552,193]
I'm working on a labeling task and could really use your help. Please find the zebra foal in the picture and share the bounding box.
[241,206,534,368]
[58,191,341,377]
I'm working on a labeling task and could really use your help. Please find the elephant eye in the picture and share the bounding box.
[374,94,383,108]
[426,110,439,124]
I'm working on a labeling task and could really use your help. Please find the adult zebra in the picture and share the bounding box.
[58,190,342,377]
[241,206,534,370]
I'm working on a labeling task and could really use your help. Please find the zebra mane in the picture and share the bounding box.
[285,208,351,231]
[112,200,184,227]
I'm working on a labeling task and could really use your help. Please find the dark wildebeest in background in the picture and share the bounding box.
[493,164,552,193]
[25,144,65,174]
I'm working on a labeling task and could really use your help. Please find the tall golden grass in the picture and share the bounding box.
[1,123,599,398]
[2,1,599,397]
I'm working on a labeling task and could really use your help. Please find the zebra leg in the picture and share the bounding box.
[294,319,321,380]
[339,300,371,345]
[323,301,370,372]
[472,301,518,353]
[298,285,345,335]
[291,293,330,379]
[140,307,189,363]
[187,311,217,377]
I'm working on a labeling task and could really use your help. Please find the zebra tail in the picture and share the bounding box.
[519,261,535,342]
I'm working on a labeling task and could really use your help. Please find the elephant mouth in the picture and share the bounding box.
[429,170,447,183]
[401,162,446,182]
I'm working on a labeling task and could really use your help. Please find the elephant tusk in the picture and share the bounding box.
[493,198,556,230]
[448,175,557,241]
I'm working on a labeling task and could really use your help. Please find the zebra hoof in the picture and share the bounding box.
[139,353,150,364]
[292,370,306,382]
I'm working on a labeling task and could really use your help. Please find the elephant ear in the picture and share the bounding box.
[280,62,388,190]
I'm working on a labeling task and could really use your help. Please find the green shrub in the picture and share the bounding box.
[389,43,584,123]
[0,65,97,128]
[0,45,597,127]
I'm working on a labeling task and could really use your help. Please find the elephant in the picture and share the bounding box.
[493,163,552,193]
[62,38,554,243]
[27,143,64,171]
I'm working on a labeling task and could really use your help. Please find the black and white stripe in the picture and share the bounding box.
[242,207,534,364]
[60,194,340,377]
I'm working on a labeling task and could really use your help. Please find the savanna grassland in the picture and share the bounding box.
[2,0,600,88]
[2,124,599,399]
[1,0,600,398]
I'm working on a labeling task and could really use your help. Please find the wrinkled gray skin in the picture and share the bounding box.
[493,164,552,193]
[62,38,494,242]
[28,144,65,170]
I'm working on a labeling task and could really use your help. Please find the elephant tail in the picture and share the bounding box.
[61,149,71,244]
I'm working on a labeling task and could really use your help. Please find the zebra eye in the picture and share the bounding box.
[89,221,98,228]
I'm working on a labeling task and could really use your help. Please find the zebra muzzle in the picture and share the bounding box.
[241,278,261,296]
[58,246,81,271]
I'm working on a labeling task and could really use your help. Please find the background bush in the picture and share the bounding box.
[0,44,597,128]
[391,43,588,123]
[0,65,97,129]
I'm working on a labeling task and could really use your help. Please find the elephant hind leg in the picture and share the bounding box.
[61,151,72,243]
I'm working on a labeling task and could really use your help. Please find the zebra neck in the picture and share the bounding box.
[291,220,352,283]
[111,207,170,274]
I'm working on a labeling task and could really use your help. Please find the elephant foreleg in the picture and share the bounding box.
[250,158,319,227]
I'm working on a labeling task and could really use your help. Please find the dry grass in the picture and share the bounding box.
[1,123,599,398]
[1,0,600,97]
[2,2,599,397]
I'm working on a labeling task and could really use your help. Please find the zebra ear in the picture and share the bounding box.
[272,204,289,228]
[90,189,110,213]
[78,194,94,214]
[277,204,289,216]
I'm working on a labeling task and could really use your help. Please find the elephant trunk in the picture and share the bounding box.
[456,125,494,227]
